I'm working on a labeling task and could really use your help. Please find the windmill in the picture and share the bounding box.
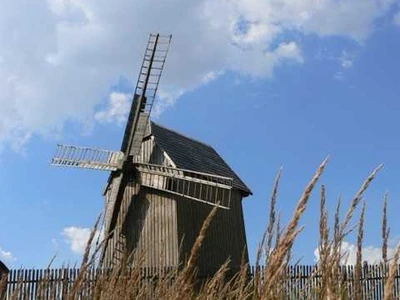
[51,33,252,277]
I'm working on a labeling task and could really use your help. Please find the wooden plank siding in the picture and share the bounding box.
[102,136,177,269]
[177,189,249,277]
[125,187,179,269]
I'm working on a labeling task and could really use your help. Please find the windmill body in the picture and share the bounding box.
[102,122,251,276]
[51,34,252,278]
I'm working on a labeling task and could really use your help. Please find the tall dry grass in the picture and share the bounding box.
[3,159,400,299]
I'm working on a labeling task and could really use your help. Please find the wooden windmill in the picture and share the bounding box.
[51,33,252,277]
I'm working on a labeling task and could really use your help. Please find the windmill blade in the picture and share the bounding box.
[51,144,124,171]
[104,33,172,229]
[121,34,172,157]
[101,34,172,264]
[135,163,233,209]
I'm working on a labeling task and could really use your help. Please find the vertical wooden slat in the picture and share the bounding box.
[37,268,41,299]
[374,264,378,300]
[36,268,41,299]
[54,269,59,300]
[49,268,54,300]
[370,264,375,300]
[10,270,17,296]
[32,269,37,300]
[369,264,373,299]
[16,269,20,299]
[26,268,31,300]
[12,269,16,299]
[16,269,21,299]
[366,263,371,299]
[21,269,25,299]
[50,268,54,300]
[379,264,383,300]
[362,263,366,299]
[394,264,399,299]
[12,269,16,298]
[5,269,9,298]
[26,269,32,300]
[21,269,25,300]
[27,269,32,300]
[14,269,20,300]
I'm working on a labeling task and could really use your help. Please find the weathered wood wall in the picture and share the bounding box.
[102,136,177,267]
[177,189,248,277]
[125,187,179,268]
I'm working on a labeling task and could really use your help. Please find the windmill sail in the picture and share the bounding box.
[135,163,233,209]
[103,33,172,234]
[102,34,172,264]
[121,34,172,157]
[51,144,124,171]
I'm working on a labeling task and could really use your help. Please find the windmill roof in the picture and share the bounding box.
[149,122,252,196]
[0,259,9,274]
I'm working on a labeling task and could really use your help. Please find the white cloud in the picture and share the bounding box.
[340,51,354,69]
[0,246,16,264]
[95,92,131,125]
[152,88,185,118]
[233,0,396,42]
[334,71,345,81]
[314,241,399,265]
[393,11,400,25]
[276,42,304,63]
[341,59,353,69]
[333,50,355,80]
[0,0,397,149]
[63,227,91,254]
[62,226,103,255]
[51,238,59,249]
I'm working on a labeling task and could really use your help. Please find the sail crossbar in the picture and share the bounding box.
[51,144,123,171]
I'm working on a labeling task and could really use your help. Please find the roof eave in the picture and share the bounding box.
[238,188,253,198]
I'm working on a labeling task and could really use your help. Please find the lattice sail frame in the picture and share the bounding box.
[135,163,233,209]
[122,34,172,157]
[51,143,233,209]
[52,144,124,171]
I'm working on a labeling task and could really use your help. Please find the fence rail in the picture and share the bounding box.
[2,264,400,299]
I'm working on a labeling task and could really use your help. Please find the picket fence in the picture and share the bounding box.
[2,264,400,299]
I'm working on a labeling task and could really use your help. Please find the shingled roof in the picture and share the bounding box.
[149,122,252,196]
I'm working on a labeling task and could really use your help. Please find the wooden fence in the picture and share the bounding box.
[2,264,400,299]
[251,264,400,299]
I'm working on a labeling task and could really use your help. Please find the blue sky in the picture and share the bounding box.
[1,0,400,268]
